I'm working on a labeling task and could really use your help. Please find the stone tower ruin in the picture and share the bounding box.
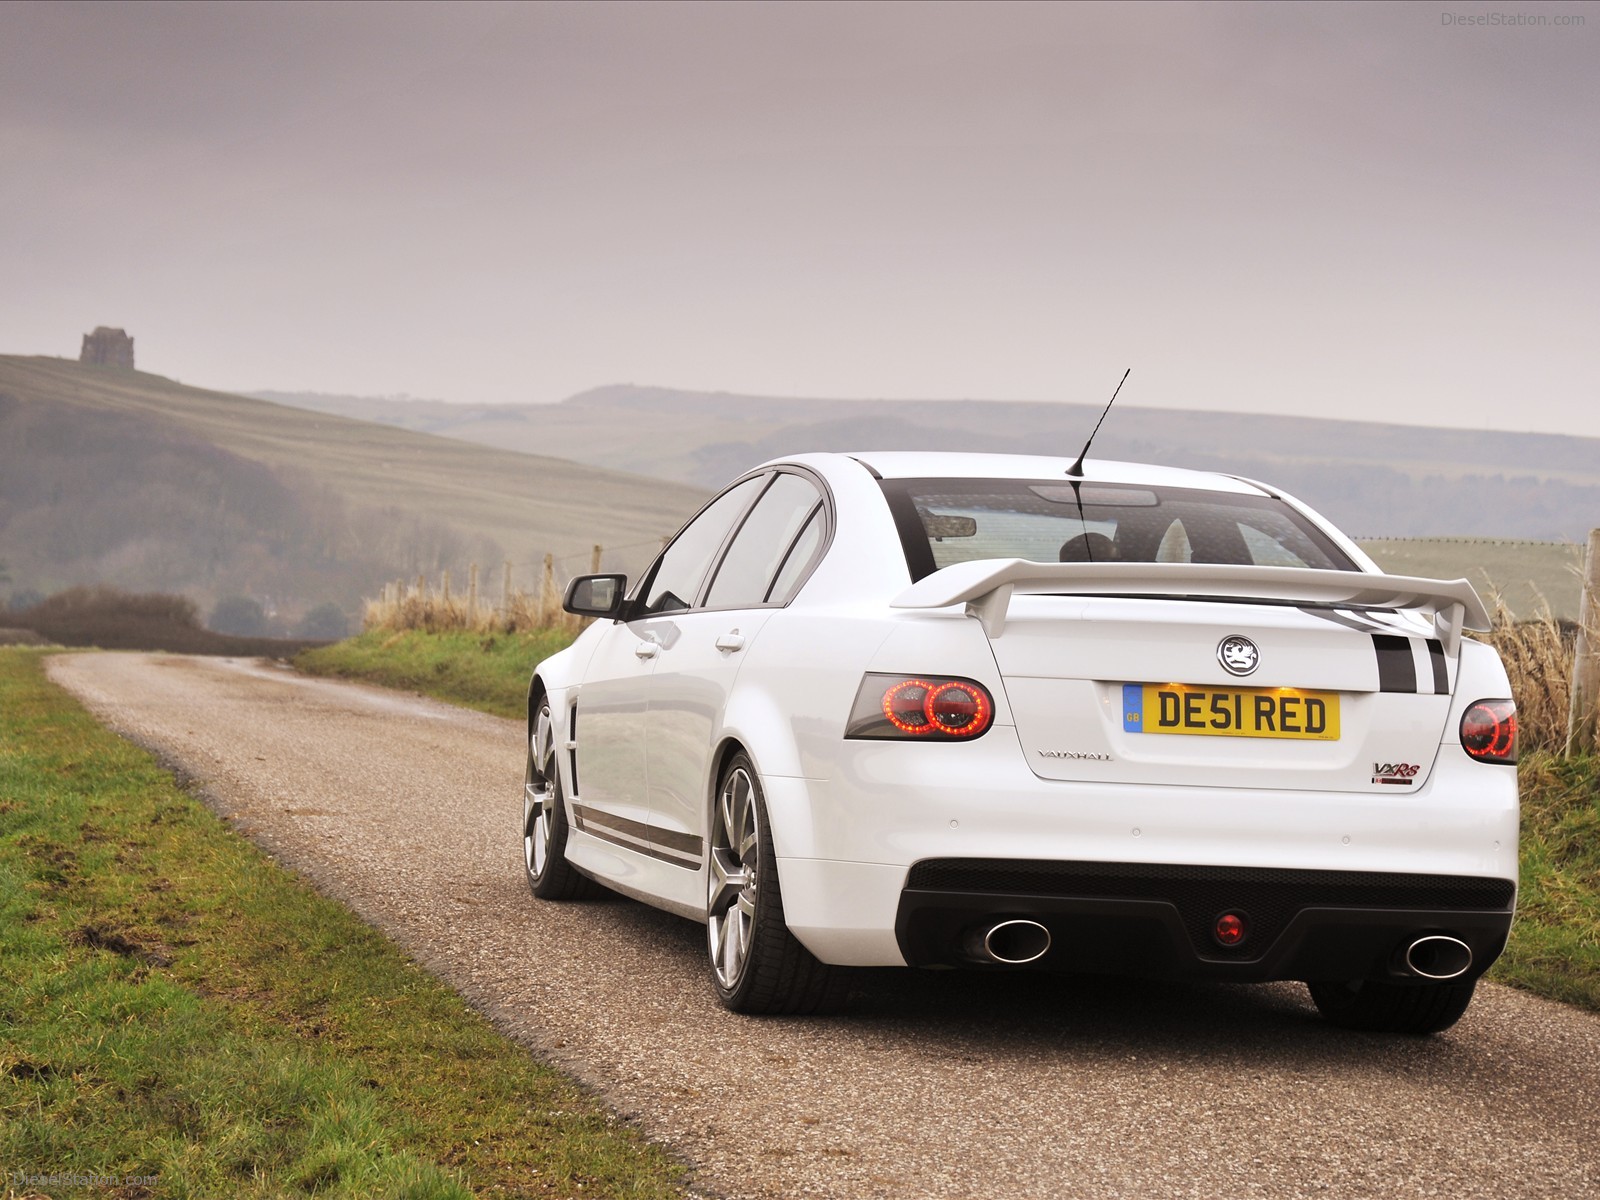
[80,326,135,369]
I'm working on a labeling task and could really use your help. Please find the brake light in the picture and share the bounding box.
[1460,699,1517,764]
[847,673,995,740]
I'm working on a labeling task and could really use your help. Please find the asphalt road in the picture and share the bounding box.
[47,652,1600,1200]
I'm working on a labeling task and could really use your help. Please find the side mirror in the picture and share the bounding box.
[562,574,628,618]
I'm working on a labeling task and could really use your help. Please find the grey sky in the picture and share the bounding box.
[3,0,1595,435]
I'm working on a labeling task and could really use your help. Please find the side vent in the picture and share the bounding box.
[568,701,580,795]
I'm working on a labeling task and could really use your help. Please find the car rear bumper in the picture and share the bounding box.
[761,730,1518,971]
[893,859,1515,983]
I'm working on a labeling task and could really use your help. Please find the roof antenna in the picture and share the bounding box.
[1066,368,1130,478]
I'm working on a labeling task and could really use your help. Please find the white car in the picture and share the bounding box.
[523,452,1518,1033]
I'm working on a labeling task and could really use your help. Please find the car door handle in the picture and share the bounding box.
[634,640,659,659]
[715,632,745,652]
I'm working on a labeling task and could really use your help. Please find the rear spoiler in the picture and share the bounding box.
[889,559,1491,652]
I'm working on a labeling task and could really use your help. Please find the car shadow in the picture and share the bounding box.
[587,894,1486,1073]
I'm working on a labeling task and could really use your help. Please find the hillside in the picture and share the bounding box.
[0,357,706,617]
[257,385,1600,543]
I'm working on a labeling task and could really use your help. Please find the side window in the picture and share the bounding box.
[766,504,825,604]
[642,475,766,615]
[704,473,823,609]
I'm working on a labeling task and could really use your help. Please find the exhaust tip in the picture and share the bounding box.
[981,919,1052,965]
[1405,935,1473,981]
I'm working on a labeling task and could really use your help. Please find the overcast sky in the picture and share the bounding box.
[2,0,1595,435]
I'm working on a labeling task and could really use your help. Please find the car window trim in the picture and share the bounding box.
[762,501,825,605]
[694,473,782,609]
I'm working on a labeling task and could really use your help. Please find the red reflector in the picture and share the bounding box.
[1214,912,1247,947]
[1460,699,1517,764]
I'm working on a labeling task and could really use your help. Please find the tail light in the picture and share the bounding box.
[846,673,995,740]
[1460,699,1517,764]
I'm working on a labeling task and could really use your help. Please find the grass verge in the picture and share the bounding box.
[300,628,1600,1017]
[296,630,575,721]
[0,648,686,1199]
[1491,751,1600,1011]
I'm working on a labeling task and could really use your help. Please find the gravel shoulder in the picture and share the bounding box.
[47,651,1600,1200]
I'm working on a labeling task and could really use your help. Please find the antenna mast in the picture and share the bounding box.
[1066,368,1130,478]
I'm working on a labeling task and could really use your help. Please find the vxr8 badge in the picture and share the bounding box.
[1373,762,1422,785]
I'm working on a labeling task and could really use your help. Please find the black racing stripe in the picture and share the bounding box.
[1427,639,1449,694]
[1372,634,1417,693]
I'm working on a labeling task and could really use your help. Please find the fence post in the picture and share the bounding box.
[1566,528,1600,757]
[502,559,513,618]
[591,544,603,575]
[541,553,555,623]
[441,568,451,604]
[468,562,479,624]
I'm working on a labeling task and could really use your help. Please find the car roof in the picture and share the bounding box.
[765,451,1270,495]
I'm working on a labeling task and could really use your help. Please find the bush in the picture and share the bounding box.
[7,587,45,613]
[209,595,267,637]
[295,602,348,640]
[8,586,320,656]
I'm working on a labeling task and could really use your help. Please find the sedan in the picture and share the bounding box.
[522,452,1518,1033]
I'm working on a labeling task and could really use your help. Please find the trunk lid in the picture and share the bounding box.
[891,561,1483,794]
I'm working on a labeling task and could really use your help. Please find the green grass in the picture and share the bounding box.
[304,628,1600,1017]
[1490,752,1600,1011]
[296,629,577,720]
[0,648,686,1199]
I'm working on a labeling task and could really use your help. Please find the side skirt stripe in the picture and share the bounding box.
[570,802,703,870]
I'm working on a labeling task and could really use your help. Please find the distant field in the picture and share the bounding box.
[1360,538,1587,622]
[257,384,1600,541]
[1,356,706,574]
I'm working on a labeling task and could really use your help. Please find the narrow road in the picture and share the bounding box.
[47,652,1600,1200]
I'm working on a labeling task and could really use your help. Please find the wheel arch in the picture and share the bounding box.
[527,674,547,736]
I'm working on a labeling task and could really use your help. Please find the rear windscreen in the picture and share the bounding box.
[879,478,1358,582]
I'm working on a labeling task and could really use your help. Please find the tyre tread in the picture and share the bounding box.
[1308,977,1476,1035]
[714,753,850,1016]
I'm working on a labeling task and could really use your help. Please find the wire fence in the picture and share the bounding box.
[362,543,659,635]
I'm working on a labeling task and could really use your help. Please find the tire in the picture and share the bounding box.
[523,699,599,901]
[1307,977,1477,1035]
[706,753,849,1014]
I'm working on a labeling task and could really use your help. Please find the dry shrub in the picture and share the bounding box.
[1481,598,1575,756]
[363,581,586,636]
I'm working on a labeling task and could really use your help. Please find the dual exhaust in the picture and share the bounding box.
[966,922,1473,980]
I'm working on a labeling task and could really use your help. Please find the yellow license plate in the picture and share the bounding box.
[1122,683,1340,740]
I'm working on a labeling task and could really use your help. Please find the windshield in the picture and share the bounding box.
[879,478,1358,582]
